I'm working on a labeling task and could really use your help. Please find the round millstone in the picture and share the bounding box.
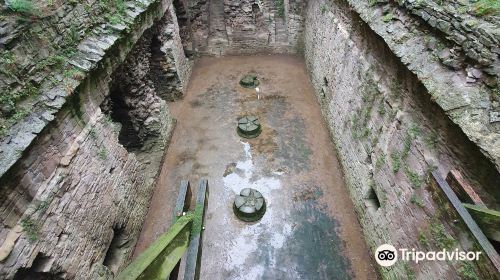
[237,116,262,139]
[239,74,260,88]
[233,188,266,222]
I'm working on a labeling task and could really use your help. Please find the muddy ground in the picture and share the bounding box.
[134,55,378,279]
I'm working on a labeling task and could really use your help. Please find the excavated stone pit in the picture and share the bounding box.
[0,0,499,279]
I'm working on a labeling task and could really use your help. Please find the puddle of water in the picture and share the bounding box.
[223,142,281,196]
[221,141,296,278]
[218,141,354,279]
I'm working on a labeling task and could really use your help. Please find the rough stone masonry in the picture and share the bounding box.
[0,0,499,279]
[0,0,190,278]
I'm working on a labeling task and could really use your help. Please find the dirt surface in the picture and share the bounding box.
[134,55,378,279]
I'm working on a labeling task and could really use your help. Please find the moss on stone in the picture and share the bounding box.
[98,146,108,160]
[458,262,480,280]
[472,0,500,16]
[239,74,260,88]
[6,0,35,15]
[274,0,285,17]
[429,220,456,249]
[382,13,395,22]
[390,152,401,173]
[418,230,429,248]
[405,168,423,188]
[410,193,424,207]
[20,217,39,242]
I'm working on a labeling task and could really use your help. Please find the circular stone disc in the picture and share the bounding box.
[237,116,262,139]
[239,75,260,88]
[233,188,266,222]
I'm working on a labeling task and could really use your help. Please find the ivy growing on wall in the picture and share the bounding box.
[274,0,285,17]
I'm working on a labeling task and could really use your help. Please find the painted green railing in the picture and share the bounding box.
[117,179,208,280]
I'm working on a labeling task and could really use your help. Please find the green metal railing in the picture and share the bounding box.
[117,179,208,280]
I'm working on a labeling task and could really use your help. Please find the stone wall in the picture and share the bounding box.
[0,0,135,140]
[304,0,499,279]
[178,0,306,55]
[148,7,193,102]
[393,0,499,81]
[347,0,500,171]
[0,1,190,279]
[0,0,498,279]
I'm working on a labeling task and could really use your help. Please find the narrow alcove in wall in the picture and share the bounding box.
[102,85,143,153]
[364,185,381,212]
[103,225,129,275]
[149,34,183,102]
[13,253,64,280]
[173,0,191,51]
[252,3,261,23]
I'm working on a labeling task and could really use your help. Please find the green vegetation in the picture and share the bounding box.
[387,123,424,180]
[98,146,108,160]
[410,193,424,207]
[89,127,97,139]
[0,33,75,136]
[63,67,85,81]
[424,164,437,186]
[404,263,416,280]
[430,220,456,249]
[6,0,34,14]
[0,52,16,69]
[34,55,67,72]
[401,132,413,159]
[368,0,378,7]
[377,101,386,115]
[401,124,421,159]
[359,127,370,138]
[34,200,50,213]
[375,154,385,170]
[352,82,380,139]
[382,13,395,22]
[472,0,500,16]
[0,108,29,137]
[0,83,38,110]
[104,114,114,125]
[351,108,372,139]
[362,91,375,103]
[391,152,401,173]
[418,230,429,248]
[20,217,38,242]
[408,124,421,138]
[274,0,285,17]
[493,88,500,100]
[0,0,135,138]
[405,168,423,188]
[108,13,125,25]
[96,0,129,25]
[424,131,438,149]
[458,262,479,280]
[60,24,81,56]
[320,4,329,14]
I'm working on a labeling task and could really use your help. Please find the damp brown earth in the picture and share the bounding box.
[134,55,379,279]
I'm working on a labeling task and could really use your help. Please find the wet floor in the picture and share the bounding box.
[134,55,378,279]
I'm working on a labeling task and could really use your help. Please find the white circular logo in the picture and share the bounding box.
[375,244,398,267]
